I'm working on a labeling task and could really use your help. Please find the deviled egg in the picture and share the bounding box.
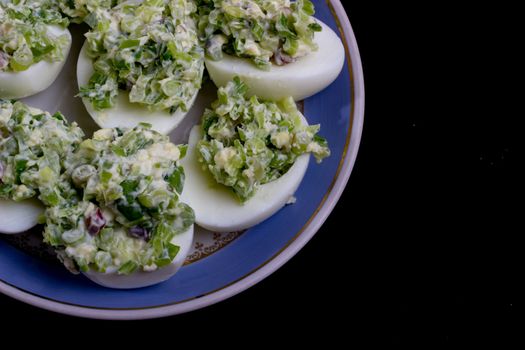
[199,0,345,101]
[0,100,83,234]
[77,1,204,134]
[0,2,72,99]
[44,125,195,288]
[180,78,330,232]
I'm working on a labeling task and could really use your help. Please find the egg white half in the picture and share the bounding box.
[0,198,44,234]
[77,41,199,135]
[180,126,310,232]
[205,20,345,101]
[82,225,194,289]
[0,25,72,99]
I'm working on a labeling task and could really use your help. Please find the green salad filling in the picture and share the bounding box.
[44,124,194,274]
[197,0,321,70]
[198,77,330,202]
[78,0,205,113]
[0,0,70,72]
[0,99,84,204]
[57,0,117,23]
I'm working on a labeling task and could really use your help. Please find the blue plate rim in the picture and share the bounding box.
[0,0,365,320]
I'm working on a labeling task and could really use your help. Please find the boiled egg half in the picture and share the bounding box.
[0,198,44,234]
[180,126,310,233]
[82,225,194,289]
[205,20,345,101]
[77,42,199,135]
[0,25,72,99]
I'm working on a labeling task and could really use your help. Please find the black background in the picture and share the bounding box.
[0,2,520,346]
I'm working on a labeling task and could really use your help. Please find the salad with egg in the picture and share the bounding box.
[199,0,345,101]
[198,77,329,202]
[0,0,72,98]
[44,124,194,275]
[0,99,83,234]
[0,0,68,72]
[79,0,204,113]
[199,0,321,69]
[0,99,83,204]
[180,77,329,232]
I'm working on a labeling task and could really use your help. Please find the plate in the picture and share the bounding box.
[0,0,364,319]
